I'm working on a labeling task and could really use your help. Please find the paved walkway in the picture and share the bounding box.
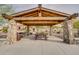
[0,35,79,55]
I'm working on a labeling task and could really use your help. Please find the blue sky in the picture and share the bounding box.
[12,4,79,14]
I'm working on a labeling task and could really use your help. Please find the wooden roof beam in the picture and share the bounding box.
[21,21,60,26]
[13,17,66,21]
[22,21,59,24]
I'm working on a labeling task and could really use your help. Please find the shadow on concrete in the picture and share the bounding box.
[75,40,79,44]
[24,34,66,44]
[52,35,63,39]
[44,39,64,44]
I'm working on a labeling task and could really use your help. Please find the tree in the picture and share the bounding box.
[73,20,79,29]
[0,4,14,32]
[73,20,79,37]
[0,4,13,15]
[0,4,14,25]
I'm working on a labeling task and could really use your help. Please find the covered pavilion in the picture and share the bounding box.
[2,4,78,44]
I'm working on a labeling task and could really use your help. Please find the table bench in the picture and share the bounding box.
[35,33,47,40]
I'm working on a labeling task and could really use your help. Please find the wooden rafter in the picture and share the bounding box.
[13,17,65,25]
[13,17,66,21]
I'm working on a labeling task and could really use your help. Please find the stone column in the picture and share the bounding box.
[49,26,52,36]
[7,20,17,44]
[27,25,30,35]
[63,18,75,44]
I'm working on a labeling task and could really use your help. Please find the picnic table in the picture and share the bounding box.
[17,31,26,41]
[35,32,47,40]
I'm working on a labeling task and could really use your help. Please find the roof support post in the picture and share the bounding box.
[27,25,30,36]
[49,25,52,36]
[63,18,75,44]
[7,20,17,44]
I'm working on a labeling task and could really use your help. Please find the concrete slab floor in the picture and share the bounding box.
[0,36,79,55]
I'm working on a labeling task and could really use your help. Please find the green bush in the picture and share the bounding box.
[2,27,8,33]
[73,20,79,29]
